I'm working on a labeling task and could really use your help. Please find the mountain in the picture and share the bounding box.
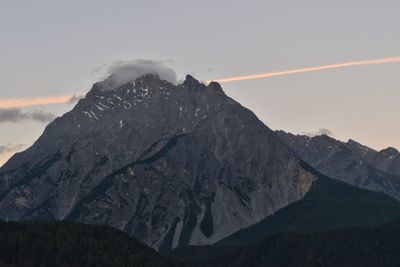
[0,74,317,252]
[172,219,400,267]
[0,220,180,267]
[276,131,400,200]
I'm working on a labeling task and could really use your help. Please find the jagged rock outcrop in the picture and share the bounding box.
[0,74,317,252]
[276,131,400,200]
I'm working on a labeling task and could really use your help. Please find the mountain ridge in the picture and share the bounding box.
[276,131,400,200]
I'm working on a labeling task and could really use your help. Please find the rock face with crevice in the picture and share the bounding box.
[0,74,316,252]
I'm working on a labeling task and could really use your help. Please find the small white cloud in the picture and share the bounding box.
[101,59,178,89]
[68,94,85,104]
[303,128,333,137]
[0,143,26,155]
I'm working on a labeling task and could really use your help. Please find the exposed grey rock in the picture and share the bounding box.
[361,146,400,177]
[276,131,400,200]
[0,74,316,252]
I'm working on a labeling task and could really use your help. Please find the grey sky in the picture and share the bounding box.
[1,0,399,165]
[0,108,55,123]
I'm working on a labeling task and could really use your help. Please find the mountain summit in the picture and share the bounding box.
[0,74,316,251]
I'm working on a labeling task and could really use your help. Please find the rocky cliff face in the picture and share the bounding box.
[0,74,316,252]
[276,131,400,200]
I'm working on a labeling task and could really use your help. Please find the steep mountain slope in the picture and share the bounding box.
[173,219,400,267]
[276,131,400,200]
[171,173,400,265]
[217,172,400,246]
[0,74,316,252]
[0,220,180,267]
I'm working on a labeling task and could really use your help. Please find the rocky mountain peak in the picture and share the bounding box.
[380,147,399,157]
[346,139,375,155]
[81,74,226,111]
[182,74,202,87]
[347,139,360,145]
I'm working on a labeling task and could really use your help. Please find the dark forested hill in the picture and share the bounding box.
[0,220,181,267]
[173,219,400,267]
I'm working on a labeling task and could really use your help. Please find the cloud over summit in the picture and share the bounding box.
[303,128,333,137]
[101,59,178,89]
